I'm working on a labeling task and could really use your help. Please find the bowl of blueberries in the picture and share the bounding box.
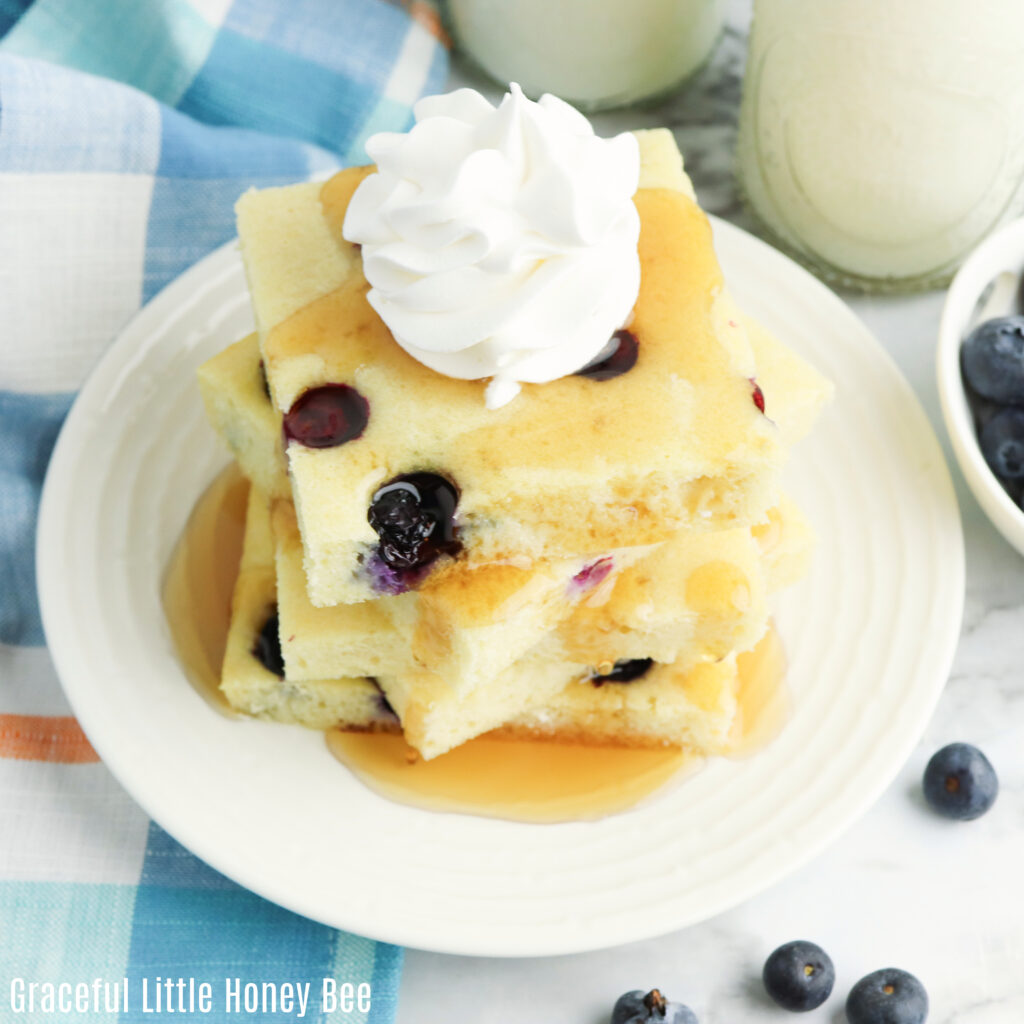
[938,217,1024,557]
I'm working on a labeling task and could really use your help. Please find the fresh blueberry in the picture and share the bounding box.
[570,557,614,595]
[576,329,639,381]
[964,386,1004,434]
[368,472,460,572]
[365,553,430,596]
[611,989,698,1024]
[762,940,835,1012]
[283,384,369,448]
[252,608,284,678]
[922,742,998,820]
[961,316,1024,404]
[1008,475,1024,510]
[591,658,654,686]
[368,679,399,721]
[979,407,1024,480]
[845,968,928,1024]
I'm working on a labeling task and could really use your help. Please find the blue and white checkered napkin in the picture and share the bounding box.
[0,2,447,1019]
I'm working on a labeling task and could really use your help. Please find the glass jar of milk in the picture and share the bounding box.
[446,0,726,112]
[737,0,1024,291]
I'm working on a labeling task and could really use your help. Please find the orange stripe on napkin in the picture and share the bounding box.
[407,1,451,46]
[0,715,99,763]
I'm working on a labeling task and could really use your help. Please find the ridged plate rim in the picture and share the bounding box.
[37,218,964,956]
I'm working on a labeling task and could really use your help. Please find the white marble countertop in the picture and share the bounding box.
[397,2,1024,1022]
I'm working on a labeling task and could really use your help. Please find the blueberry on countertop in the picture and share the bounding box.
[961,315,1024,405]
[979,407,1024,481]
[845,968,928,1024]
[923,742,998,820]
[611,989,697,1024]
[762,939,835,1011]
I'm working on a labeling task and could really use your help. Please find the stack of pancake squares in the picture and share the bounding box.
[197,129,831,761]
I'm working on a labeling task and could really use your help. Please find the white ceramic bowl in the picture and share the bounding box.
[937,217,1024,558]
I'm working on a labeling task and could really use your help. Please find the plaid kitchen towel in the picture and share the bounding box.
[0,2,447,1020]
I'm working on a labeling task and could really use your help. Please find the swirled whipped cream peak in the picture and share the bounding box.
[342,84,642,409]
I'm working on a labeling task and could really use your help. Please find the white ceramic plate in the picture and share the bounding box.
[38,220,963,957]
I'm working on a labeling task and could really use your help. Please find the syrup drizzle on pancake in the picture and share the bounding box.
[164,469,788,823]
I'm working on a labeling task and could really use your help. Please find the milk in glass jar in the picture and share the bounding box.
[737,0,1024,290]
[446,0,726,111]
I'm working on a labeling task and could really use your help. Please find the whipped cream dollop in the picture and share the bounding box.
[342,84,641,409]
